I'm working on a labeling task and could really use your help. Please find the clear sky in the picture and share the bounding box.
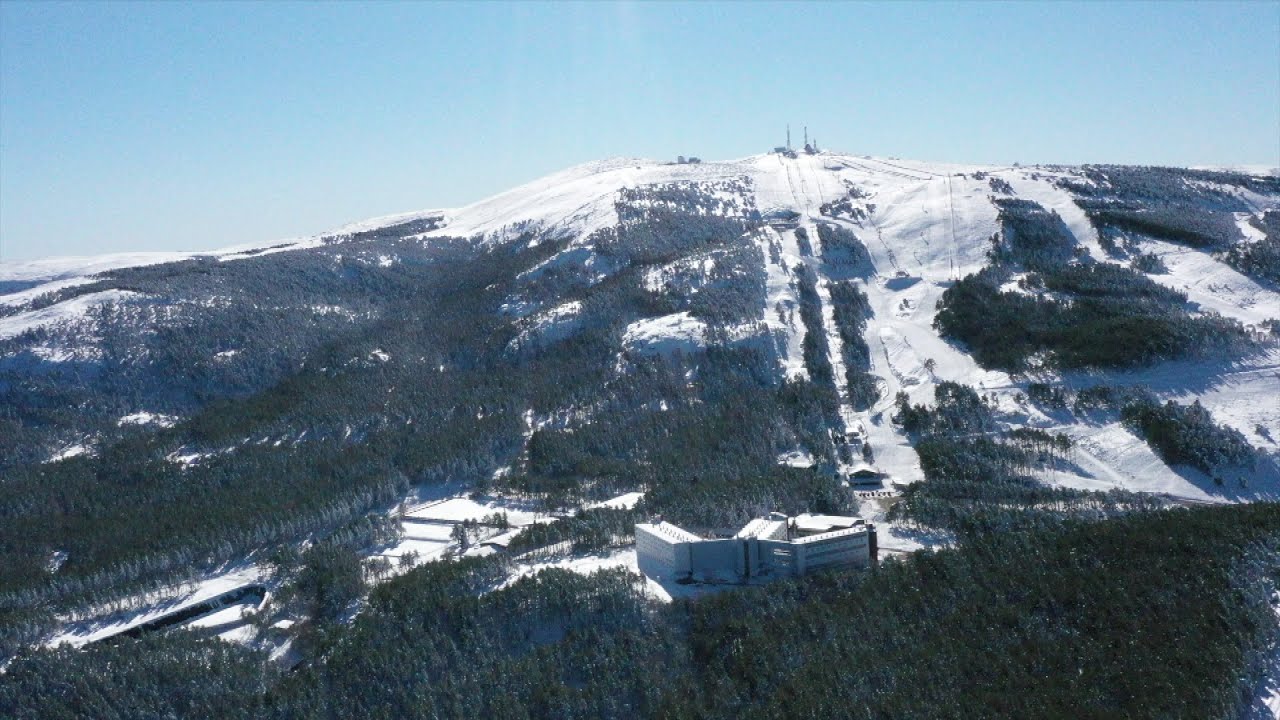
[1,1,1277,261]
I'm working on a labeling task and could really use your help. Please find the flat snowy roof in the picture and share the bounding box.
[637,522,701,544]
[735,518,787,540]
[792,526,868,545]
[793,514,864,534]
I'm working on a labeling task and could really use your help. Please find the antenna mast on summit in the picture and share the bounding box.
[786,124,791,150]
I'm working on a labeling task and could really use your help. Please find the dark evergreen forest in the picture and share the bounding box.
[4,503,1278,720]
[0,183,847,653]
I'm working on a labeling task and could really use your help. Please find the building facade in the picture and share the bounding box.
[635,513,874,584]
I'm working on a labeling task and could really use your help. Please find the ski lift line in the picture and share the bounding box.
[946,174,960,281]
[839,159,928,182]
[829,156,921,181]
[853,185,900,273]
[794,158,815,213]
[829,157,926,182]
[874,224,899,272]
[840,157,934,181]
[861,156,943,179]
[778,154,806,213]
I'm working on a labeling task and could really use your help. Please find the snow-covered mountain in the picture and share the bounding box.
[4,149,1280,664]
[5,151,1278,501]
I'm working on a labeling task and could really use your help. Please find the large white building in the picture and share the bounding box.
[635,513,875,584]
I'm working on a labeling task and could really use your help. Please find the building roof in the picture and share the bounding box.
[792,526,869,545]
[845,462,882,478]
[735,518,787,540]
[793,513,864,535]
[480,529,522,549]
[637,521,701,544]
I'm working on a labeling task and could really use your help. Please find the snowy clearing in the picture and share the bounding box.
[622,312,708,355]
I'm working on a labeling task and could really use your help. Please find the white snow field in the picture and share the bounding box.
[46,564,266,649]
[622,311,708,355]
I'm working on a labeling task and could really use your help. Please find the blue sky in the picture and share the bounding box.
[1,1,1277,261]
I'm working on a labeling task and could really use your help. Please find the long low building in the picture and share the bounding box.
[636,513,875,584]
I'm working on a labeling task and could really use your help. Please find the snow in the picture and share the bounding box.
[118,412,178,428]
[519,246,617,288]
[0,233,337,299]
[758,227,809,379]
[778,450,817,468]
[0,289,139,340]
[401,524,457,542]
[502,547,717,603]
[643,253,718,292]
[420,158,744,246]
[377,536,453,565]
[622,312,708,355]
[185,604,258,644]
[1006,170,1109,262]
[738,152,1015,482]
[48,444,91,462]
[878,327,930,389]
[1189,164,1280,177]
[0,252,210,288]
[1048,350,1280,501]
[47,564,265,649]
[1239,212,1269,244]
[511,300,585,349]
[586,491,645,510]
[1059,422,1218,500]
[876,523,956,555]
[404,495,545,527]
[0,276,96,308]
[1135,238,1280,326]
[504,548,637,588]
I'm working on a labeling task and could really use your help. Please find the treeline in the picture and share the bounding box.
[934,198,1250,371]
[1030,383,1258,484]
[5,503,1279,719]
[814,222,873,279]
[1057,165,1280,284]
[506,507,640,554]
[827,280,877,410]
[1223,209,1280,284]
[794,262,839,419]
[891,382,1164,536]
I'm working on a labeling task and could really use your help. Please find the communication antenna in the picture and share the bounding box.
[787,124,791,150]
[804,126,808,147]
